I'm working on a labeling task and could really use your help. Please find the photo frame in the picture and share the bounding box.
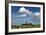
[5,0,45,35]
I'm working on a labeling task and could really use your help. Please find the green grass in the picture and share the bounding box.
[11,23,40,29]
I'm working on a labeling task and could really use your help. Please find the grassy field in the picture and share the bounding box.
[11,23,40,29]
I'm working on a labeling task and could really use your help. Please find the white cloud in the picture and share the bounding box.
[18,7,32,14]
[16,14,26,18]
[18,7,40,18]
[19,7,26,12]
[22,14,26,17]
[34,12,40,16]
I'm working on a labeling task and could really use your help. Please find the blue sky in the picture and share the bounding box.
[11,6,40,25]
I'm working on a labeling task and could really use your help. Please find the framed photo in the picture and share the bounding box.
[5,1,45,35]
